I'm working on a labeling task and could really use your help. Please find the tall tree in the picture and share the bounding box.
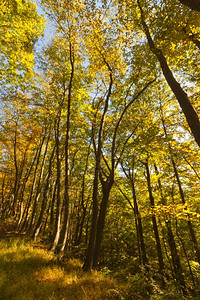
[178,0,200,12]
[136,0,200,148]
[0,0,44,88]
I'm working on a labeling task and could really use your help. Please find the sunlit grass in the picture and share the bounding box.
[0,235,198,299]
[0,237,126,300]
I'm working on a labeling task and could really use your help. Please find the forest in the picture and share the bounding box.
[1,0,200,299]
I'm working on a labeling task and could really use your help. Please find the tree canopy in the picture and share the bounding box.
[1,0,200,297]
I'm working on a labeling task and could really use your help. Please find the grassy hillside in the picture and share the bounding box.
[0,232,198,300]
[0,236,129,300]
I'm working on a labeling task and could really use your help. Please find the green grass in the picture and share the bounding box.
[0,237,126,300]
[1,235,199,300]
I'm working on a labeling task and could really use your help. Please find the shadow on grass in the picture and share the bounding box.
[0,238,125,300]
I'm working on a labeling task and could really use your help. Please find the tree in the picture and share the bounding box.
[0,0,44,88]
[178,0,200,12]
[1,0,200,294]
[136,0,200,148]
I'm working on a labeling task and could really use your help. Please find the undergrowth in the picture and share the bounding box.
[0,235,199,300]
[0,237,127,300]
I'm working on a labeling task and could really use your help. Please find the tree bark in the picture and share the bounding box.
[75,144,91,246]
[120,162,148,268]
[166,220,186,289]
[16,150,37,230]
[51,115,62,252]
[82,71,113,271]
[58,42,74,256]
[178,0,200,12]
[137,0,200,148]
[172,157,200,264]
[92,174,114,269]
[160,103,200,265]
[33,145,55,240]
[144,161,165,273]
[27,132,50,234]
[19,136,45,233]
[49,179,57,241]
[155,163,186,288]
[131,176,148,267]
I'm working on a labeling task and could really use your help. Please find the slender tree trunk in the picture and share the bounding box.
[175,221,196,286]
[16,151,37,230]
[13,149,28,219]
[76,206,87,245]
[154,164,186,286]
[159,219,175,279]
[83,71,113,271]
[42,201,51,237]
[27,133,50,234]
[131,177,148,267]
[92,176,114,269]
[58,42,74,256]
[154,161,187,291]
[83,79,153,271]
[183,157,200,180]
[75,144,91,246]
[120,162,148,268]
[12,128,19,215]
[19,136,45,233]
[12,127,27,216]
[166,220,186,289]
[2,178,13,218]
[49,180,57,242]
[1,176,6,219]
[172,158,200,264]
[85,202,92,245]
[144,161,165,273]
[82,158,100,270]
[51,117,62,252]
[160,103,200,265]
[33,145,55,240]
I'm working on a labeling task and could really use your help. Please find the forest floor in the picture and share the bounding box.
[0,222,199,300]
[0,221,130,300]
[0,239,127,299]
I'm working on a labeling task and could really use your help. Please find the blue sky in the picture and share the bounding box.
[36,3,55,52]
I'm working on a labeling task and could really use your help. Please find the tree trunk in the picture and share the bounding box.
[154,164,186,286]
[92,176,114,269]
[178,0,200,12]
[12,128,19,215]
[131,177,148,267]
[82,160,100,271]
[27,133,50,234]
[171,157,200,264]
[175,221,196,287]
[160,102,200,266]
[83,71,113,271]
[120,161,148,268]
[19,136,45,233]
[16,151,37,230]
[166,220,186,289]
[49,180,57,241]
[144,161,165,273]
[51,117,62,253]
[42,201,51,237]
[33,145,55,240]
[75,144,91,246]
[137,0,200,148]
[58,42,74,257]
